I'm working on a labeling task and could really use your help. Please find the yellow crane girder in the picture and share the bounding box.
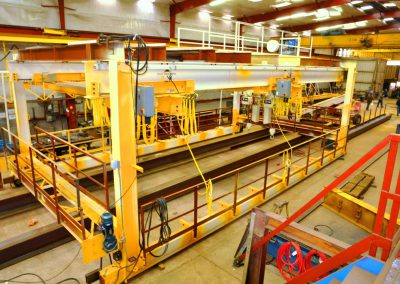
[301,33,400,49]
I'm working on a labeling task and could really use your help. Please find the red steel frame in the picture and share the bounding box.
[248,134,400,283]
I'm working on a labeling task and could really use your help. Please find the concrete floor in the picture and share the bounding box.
[0,99,399,284]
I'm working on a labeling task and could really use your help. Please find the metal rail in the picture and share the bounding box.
[138,127,348,257]
[2,126,109,242]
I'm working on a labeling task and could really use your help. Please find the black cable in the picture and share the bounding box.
[0,273,45,284]
[145,198,171,258]
[0,247,81,284]
[0,44,18,63]
[54,278,80,284]
[314,224,334,236]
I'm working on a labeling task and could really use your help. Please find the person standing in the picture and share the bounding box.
[366,92,373,110]
[397,97,400,116]
[377,91,383,108]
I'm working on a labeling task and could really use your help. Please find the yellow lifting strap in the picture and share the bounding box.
[184,137,213,214]
[84,98,110,126]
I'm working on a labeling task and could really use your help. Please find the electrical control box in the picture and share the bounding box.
[137,85,155,117]
[276,79,292,98]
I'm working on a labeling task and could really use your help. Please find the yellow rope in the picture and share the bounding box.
[184,137,213,214]
[84,98,110,126]
[176,96,212,214]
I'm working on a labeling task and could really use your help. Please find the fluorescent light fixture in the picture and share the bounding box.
[316,24,342,32]
[277,12,313,21]
[360,5,373,10]
[254,22,263,27]
[387,60,400,66]
[313,16,330,21]
[350,0,363,4]
[383,2,397,7]
[384,17,394,21]
[210,0,227,6]
[222,14,233,20]
[137,0,155,11]
[199,10,212,20]
[316,26,331,32]
[355,20,367,26]
[302,30,311,36]
[248,0,262,2]
[97,0,116,4]
[291,12,313,18]
[272,2,291,8]
[329,10,342,16]
[315,8,329,18]
[68,39,98,46]
[269,24,280,29]
[343,23,356,29]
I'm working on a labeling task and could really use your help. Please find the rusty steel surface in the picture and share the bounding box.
[0,193,38,219]
[0,223,73,269]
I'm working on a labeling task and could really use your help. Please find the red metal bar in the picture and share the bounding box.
[239,0,352,24]
[28,147,37,198]
[194,186,198,238]
[170,11,176,38]
[58,0,65,30]
[320,136,326,166]
[140,205,146,259]
[251,134,392,253]
[51,162,61,223]
[333,129,339,158]
[170,0,213,15]
[374,141,398,235]
[12,136,21,181]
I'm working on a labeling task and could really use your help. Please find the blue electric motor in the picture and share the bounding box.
[100,212,118,252]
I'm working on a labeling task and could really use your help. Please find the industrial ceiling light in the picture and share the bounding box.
[272,2,291,8]
[248,0,263,2]
[222,14,234,20]
[383,2,397,7]
[384,17,395,21]
[355,20,367,26]
[350,0,363,4]
[210,0,228,6]
[199,10,212,20]
[360,5,374,10]
[97,0,116,5]
[137,0,155,11]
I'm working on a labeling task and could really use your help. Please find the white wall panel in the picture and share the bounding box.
[0,0,59,29]
[0,0,170,37]
[356,60,376,72]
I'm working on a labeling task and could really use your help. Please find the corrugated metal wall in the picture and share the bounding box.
[355,59,386,92]
[385,65,398,79]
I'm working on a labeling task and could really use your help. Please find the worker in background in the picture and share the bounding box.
[397,97,400,116]
[377,91,383,108]
[366,92,373,110]
[383,89,388,98]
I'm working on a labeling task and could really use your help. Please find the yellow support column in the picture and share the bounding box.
[338,61,357,151]
[100,59,140,282]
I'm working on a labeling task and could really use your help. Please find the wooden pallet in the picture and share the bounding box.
[341,172,375,198]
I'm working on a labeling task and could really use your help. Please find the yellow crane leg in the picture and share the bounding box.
[99,60,141,283]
